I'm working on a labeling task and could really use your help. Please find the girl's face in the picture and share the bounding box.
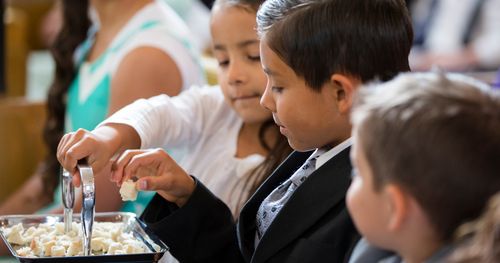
[210,5,271,124]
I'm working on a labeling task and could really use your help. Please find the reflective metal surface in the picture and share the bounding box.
[61,168,74,233]
[0,212,168,263]
[77,163,95,256]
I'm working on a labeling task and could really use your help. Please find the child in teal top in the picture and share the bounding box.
[57,0,204,215]
[0,0,205,217]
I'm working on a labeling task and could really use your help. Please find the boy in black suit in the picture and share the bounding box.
[57,0,413,262]
[347,72,500,263]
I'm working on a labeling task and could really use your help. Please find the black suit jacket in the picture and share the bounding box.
[141,148,359,263]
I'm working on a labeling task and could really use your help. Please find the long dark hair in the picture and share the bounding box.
[234,119,291,212]
[215,0,293,214]
[39,0,91,198]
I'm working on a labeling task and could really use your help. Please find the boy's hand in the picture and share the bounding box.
[57,127,120,187]
[113,148,195,207]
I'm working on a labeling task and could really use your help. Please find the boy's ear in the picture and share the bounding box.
[384,184,409,232]
[329,74,359,114]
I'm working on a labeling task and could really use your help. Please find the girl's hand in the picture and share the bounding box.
[113,148,195,207]
[57,126,123,187]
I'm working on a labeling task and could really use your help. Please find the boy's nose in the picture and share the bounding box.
[260,83,275,112]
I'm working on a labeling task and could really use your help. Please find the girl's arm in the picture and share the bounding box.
[69,47,184,211]
[61,46,183,209]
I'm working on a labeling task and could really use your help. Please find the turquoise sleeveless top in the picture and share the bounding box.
[68,21,165,215]
[40,21,175,215]
[66,21,161,131]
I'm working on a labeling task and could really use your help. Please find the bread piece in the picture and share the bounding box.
[119,180,138,201]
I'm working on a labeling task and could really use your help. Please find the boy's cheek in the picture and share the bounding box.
[346,178,361,216]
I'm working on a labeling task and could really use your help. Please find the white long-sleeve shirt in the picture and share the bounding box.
[103,86,265,215]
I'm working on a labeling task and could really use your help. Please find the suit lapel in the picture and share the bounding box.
[253,147,352,263]
[237,151,313,260]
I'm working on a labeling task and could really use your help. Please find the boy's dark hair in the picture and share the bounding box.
[256,0,413,90]
[351,72,500,242]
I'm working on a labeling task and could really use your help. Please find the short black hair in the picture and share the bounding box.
[257,0,413,90]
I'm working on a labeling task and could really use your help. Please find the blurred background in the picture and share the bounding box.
[0,0,219,206]
[1,0,56,204]
[0,0,498,207]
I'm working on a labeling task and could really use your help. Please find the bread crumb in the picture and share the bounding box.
[119,180,138,201]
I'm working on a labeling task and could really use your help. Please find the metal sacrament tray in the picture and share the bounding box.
[0,212,168,263]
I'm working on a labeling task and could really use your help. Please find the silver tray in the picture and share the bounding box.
[0,212,168,263]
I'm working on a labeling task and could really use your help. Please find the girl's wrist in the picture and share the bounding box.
[93,125,122,159]
[97,124,140,158]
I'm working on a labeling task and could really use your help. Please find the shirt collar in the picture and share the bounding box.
[315,138,352,170]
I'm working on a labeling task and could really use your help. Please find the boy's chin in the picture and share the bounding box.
[287,139,317,152]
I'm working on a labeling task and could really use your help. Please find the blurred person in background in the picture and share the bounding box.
[0,0,204,219]
[41,0,213,54]
[163,0,212,52]
[407,0,500,72]
[494,68,500,88]
[200,0,216,8]
[40,0,62,48]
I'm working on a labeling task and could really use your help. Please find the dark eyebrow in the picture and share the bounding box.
[213,39,259,51]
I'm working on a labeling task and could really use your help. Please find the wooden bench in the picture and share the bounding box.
[0,98,47,202]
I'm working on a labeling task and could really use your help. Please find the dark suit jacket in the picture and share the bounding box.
[141,148,359,263]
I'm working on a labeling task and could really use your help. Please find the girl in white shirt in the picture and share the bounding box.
[57,0,293,217]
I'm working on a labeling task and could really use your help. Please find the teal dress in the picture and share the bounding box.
[42,11,202,215]
[39,22,163,215]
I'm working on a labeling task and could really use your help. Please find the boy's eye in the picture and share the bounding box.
[271,86,284,93]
